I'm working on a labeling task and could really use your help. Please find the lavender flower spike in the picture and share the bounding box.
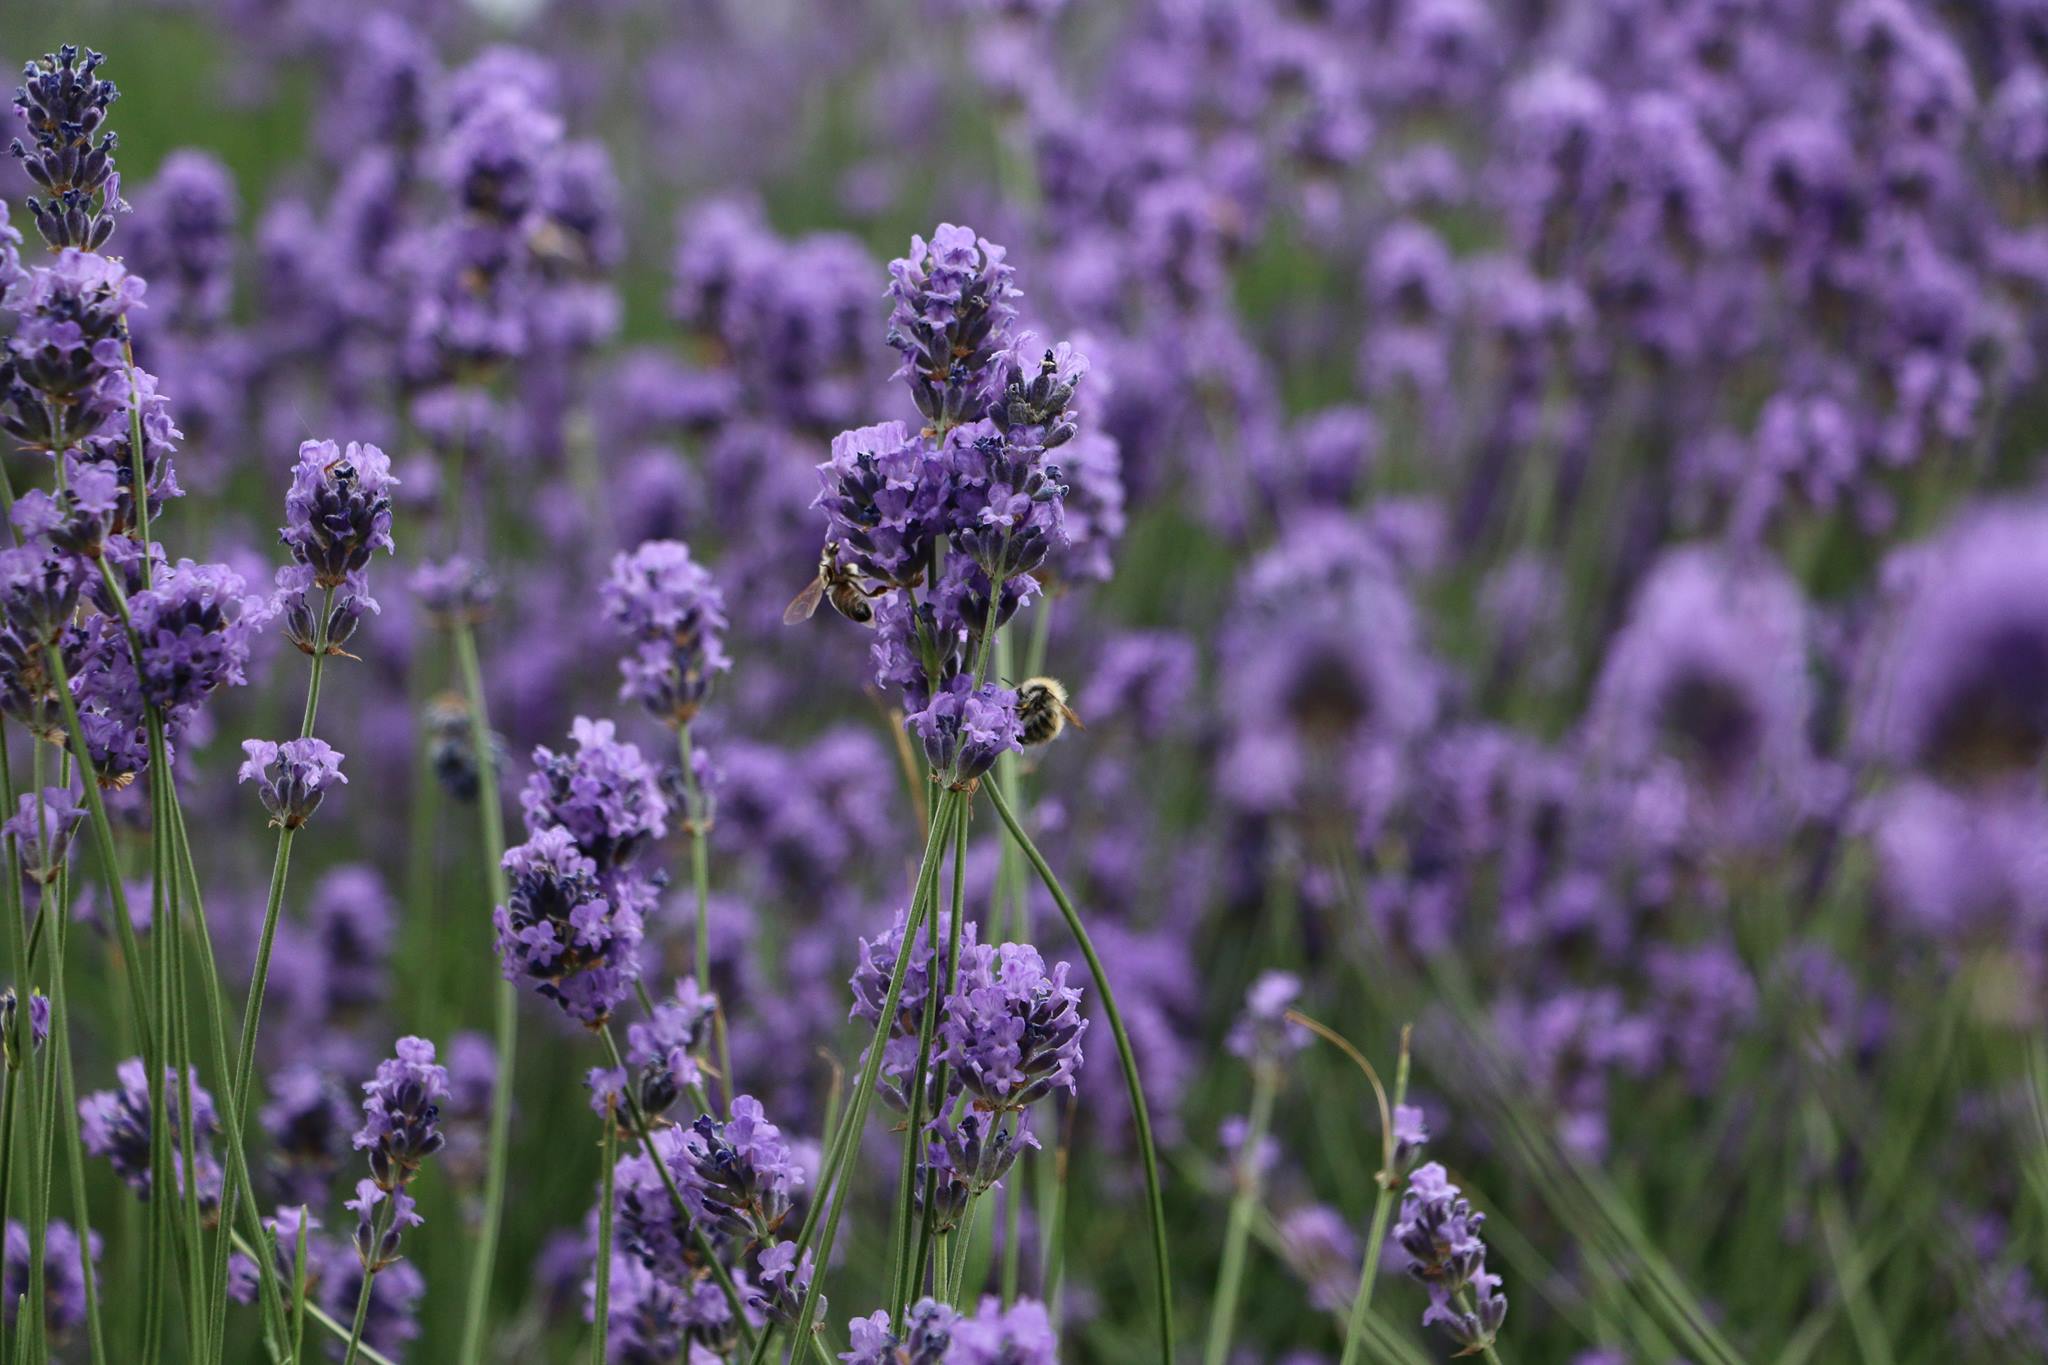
[238,737,346,829]
[353,1035,449,1192]
[279,439,399,589]
[1395,1162,1508,1354]
[10,46,125,250]
[907,675,1021,791]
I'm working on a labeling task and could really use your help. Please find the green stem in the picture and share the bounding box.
[785,792,962,1352]
[1339,1040,1412,1365]
[891,802,963,1323]
[983,780,1174,1365]
[1203,1063,1278,1365]
[454,615,516,1365]
[340,1216,386,1365]
[592,1110,617,1365]
[677,725,729,1110]
[229,1229,399,1365]
[292,1209,311,1365]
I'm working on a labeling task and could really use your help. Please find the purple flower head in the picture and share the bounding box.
[842,1295,1057,1364]
[1395,1162,1507,1352]
[943,418,1069,584]
[602,540,731,726]
[0,545,83,673]
[843,1297,961,1365]
[813,420,952,586]
[493,826,644,1026]
[79,1057,222,1210]
[260,1064,355,1210]
[126,149,236,331]
[2,252,144,452]
[3,784,84,885]
[409,555,495,623]
[123,558,271,716]
[2,1218,101,1341]
[850,904,981,1105]
[238,738,346,829]
[1859,503,2048,781]
[308,864,397,1019]
[886,224,1021,430]
[353,1036,448,1192]
[907,675,1020,790]
[1590,546,1812,805]
[1226,970,1309,1062]
[624,976,718,1117]
[280,440,398,589]
[436,84,564,225]
[678,1094,804,1242]
[940,941,1087,1109]
[10,46,124,250]
[520,717,669,872]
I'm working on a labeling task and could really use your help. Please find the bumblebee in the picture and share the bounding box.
[1015,676,1084,747]
[784,542,887,626]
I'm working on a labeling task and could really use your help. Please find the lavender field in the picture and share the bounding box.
[1,1,2044,1361]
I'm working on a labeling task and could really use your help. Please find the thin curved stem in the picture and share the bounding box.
[1337,1026,1411,1365]
[983,779,1174,1365]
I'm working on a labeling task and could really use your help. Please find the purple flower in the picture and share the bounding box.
[260,1064,355,1210]
[623,976,718,1116]
[345,1179,422,1273]
[238,738,346,829]
[2,1218,101,1341]
[493,826,645,1026]
[939,941,1087,1109]
[812,420,951,586]
[9,46,124,250]
[748,1241,821,1328]
[3,784,84,885]
[279,439,398,589]
[886,224,1021,430]
[601,540,731,726]
[850,904,981,1105]
[1589,546,1812,802]
[1395,1163,1507,1352]
[274,563,379,658]
[520,717,668,873]
[1226,970,1308,1062]
[676,1094,803,1242]
[125,149,236,331]
[121,558,271,716]
[907,675,1020,790]
[1,251,144,453]
[1858,503,2048,780]
[79,1057,222,1210]
[842,1295,1058,1364]
[352,1036,449,1192]
[922,1110,1036,1232]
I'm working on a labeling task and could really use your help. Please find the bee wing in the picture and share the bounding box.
[1061,702,1086,731]
[783,575,826,624]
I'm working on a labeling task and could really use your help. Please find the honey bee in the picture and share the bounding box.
[1015,676,1084,747]
[784,542,886,627]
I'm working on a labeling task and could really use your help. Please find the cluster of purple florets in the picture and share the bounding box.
[601,538,730,728]
[843,1294,1058,1365]
[79,1058,223,1211]
[808,224,1091,789]
[348,1036,449,1271]
[1395,1163,1508,1355]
